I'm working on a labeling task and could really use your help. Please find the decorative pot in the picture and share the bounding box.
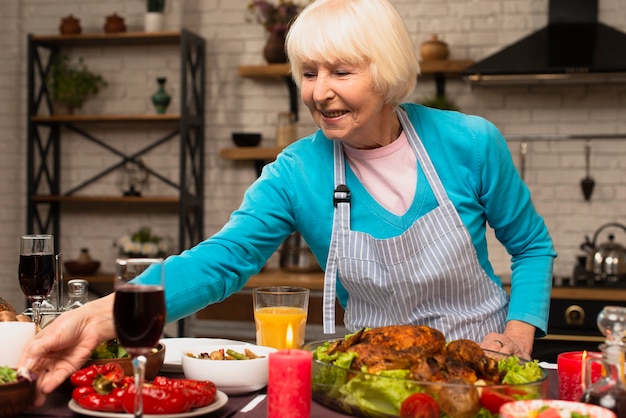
[419,34,450,61]
[151,77,171,114]
[104,13,127,33]
[144,12,164,32]
[51,100,74,116]
[59,15,82,35]
[264,30,288,64]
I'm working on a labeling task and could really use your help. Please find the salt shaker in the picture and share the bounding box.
[64,279,90,310]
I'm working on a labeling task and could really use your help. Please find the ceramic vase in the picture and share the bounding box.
[144,12,164,32]
[59,15,82,35]
[264,30,288,64]
[151,77,171,114]
[420,34,450,61]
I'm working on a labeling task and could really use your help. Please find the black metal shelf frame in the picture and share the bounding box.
[26,29,206,256]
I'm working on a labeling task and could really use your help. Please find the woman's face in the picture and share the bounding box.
[300,60,397,149]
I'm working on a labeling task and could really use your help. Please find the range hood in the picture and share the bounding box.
[463,0,626,85]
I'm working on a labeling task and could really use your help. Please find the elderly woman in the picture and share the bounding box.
[21,0,555,406]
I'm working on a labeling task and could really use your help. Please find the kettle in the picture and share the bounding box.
[580,222,626,281]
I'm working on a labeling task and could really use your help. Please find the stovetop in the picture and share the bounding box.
[553,272,626,288]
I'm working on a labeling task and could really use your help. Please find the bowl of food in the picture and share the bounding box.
[84,339,165,381]
[0,368,36,418]
[500,399,616,418]
[181,344,277,395]
[305,325,549,418]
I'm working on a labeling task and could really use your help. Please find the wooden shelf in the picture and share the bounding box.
[30,31,182,47]
[219,146,283,161]
[419,59,475,75]
[238,64,290,79]
[31,195,179,204]
[237,60,474,80]
[31,114,181,123]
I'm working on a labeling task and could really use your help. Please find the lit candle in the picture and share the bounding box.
[268,349,312,418]
[557,351,602,401]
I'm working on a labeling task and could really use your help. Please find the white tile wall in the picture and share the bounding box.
[1,0,626,315]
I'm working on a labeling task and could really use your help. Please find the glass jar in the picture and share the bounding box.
[275,112,297,147]
[580,306,626,417]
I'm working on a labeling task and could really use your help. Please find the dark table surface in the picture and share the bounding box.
[22,369,558,418]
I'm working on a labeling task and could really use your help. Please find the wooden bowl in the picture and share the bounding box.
[64,260,101,276]
[0,378,35,417]
[84,343,165,381]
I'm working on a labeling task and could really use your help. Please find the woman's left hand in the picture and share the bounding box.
[480,320,535,360]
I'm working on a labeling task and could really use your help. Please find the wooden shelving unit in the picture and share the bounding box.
[26,30,206,258]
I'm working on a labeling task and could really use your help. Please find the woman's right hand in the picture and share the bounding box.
[18,294,116,407]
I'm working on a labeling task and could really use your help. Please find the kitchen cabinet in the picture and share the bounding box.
[26,30,206,256]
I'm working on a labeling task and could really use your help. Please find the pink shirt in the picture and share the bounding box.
[343,131,417,216]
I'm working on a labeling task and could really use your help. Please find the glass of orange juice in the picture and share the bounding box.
[252,286,309,349]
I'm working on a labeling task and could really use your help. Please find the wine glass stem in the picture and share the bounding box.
[32,301,41,329]
[132,355,147,418]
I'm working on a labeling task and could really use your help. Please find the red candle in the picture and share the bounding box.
[268,349,312,418]
[557,351,602,401]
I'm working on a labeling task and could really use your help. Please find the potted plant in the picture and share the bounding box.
[420,94,459,111]
[46,54,107,114]
[146,0,166,32]
[247,0,307,63]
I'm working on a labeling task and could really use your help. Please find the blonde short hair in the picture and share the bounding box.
[286,0,420,106]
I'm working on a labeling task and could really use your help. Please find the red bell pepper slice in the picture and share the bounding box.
[121,383,193,415]
[75,388,125,413]
[152,376,217,408]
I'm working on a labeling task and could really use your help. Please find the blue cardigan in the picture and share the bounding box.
[156,103,556,336]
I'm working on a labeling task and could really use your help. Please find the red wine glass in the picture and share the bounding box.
[19,234,55,328]
[113,258,165,418]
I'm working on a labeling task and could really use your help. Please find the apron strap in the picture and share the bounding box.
[322,141,349,334]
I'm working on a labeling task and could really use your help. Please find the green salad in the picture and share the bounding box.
[0,366,18,384]
[90,339,129,359]
[311,340,545,418]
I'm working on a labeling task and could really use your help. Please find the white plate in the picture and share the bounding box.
[159,338,247,373]
[68,390,228,418]
[500,399,616,418]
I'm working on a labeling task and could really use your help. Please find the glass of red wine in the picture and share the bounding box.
[113,258,165,418]
[19,234,56,328]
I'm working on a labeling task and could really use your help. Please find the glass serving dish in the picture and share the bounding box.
[303,339,549,418]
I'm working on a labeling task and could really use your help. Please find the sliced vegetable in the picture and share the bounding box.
[536,406,563,418]
[399,393,439,418]
[479,388,515,414]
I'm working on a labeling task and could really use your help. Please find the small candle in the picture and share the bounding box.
[268,349,312,418]
[557,351,602,401]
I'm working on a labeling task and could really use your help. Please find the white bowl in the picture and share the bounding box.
[181,344,277,395]
[0,322,36,368]
[500,399,616,418]
[159,337,247,373]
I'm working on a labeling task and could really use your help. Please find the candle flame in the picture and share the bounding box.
[286,323,294,349]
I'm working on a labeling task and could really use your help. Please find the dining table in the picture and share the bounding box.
[22,368,559,418]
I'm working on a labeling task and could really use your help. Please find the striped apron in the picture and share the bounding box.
[322,108,509,342]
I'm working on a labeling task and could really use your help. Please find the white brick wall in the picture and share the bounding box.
[1,0,625,311]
